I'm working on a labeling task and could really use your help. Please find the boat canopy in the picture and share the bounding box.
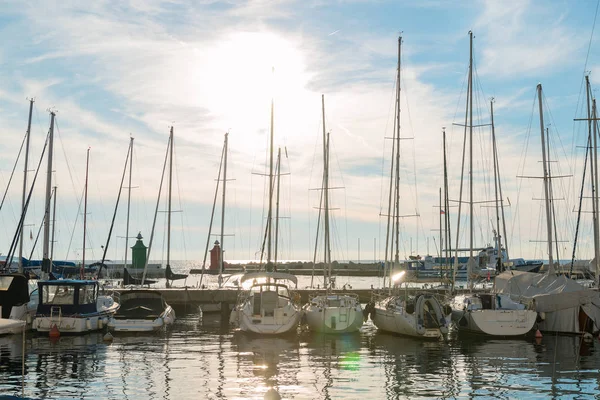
[495,270,600,333]
[37,280,99,315]
[240,272,298,285]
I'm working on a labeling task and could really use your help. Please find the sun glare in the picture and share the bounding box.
[198,32,312,150]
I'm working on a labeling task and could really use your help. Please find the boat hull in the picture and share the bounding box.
[303,294,363,333]
[372,294,449,340]
[453,309,537,336]
[372,307,443,339]
[35,297,119,335]
[0,319,26,335]
[108,306,176,332]
[234,308,301,335]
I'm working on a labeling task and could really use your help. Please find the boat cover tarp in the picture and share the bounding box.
[494,271,600,333]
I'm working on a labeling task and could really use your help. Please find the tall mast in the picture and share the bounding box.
[42,111,55,278]
[490,99,504,271]
[394,35,402,268]
[167,126,173,270]
[18,99,34,273]
[322,95,332,288]
[439,187,442,278]
[274,147,281,269]
[267,68,275,267]
[50,186,57,259]
[586,75,600,286]
[219,132,228,287]
[594,98,599,286]
[82,148,90,279]
[443,128,451,277]
[537,84,554,275]
[123,137,134,270]
[468,31,474,288]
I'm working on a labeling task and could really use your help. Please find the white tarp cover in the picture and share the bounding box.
[494,271,600,333]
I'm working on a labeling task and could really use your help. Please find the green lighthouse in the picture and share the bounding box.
[131,232,147,269]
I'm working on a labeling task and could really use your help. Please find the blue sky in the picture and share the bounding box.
[0,0,599,266]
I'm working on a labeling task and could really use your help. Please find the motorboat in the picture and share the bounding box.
[108,289,175,332]
[34,279,119,334]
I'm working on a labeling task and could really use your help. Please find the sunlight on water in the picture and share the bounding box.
[1,310,600,399]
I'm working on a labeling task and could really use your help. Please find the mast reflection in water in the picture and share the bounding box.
[1,311,600,398]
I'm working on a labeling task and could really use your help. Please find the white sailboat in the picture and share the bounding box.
[303,94,363,334]
[370,36,449,340]
[108,130,177,332]
[229,73,301,335]
[494,81,600,336]
[448,32,537,336]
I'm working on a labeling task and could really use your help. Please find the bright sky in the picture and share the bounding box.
[0,0,599,265]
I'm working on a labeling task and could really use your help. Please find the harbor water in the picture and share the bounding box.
[2,271,600,399]
[1,311,600,399]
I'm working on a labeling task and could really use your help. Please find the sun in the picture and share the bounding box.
[196,31,313,152]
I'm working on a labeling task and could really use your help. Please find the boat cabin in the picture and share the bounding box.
[0,274,30,318]
[37,280,99,316]
[249,283,291,316]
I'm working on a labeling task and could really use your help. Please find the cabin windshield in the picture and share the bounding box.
[0,276,14,291]
[251,284,290,298]
[43,285,76,305]
[79,285,97,304]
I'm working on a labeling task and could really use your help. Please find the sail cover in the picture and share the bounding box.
[494,270,600,334]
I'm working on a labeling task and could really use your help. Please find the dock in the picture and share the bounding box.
[109,286,484,321]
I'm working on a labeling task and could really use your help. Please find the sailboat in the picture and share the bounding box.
[0,99,39,335]
[448,32,537,336]
[302,95,363,334]
[370,36,449,340]
[198,132,230,288]
[494,82,600,335]
[229,72,301,335]
[35,147,120,335]
[108,129,178,332]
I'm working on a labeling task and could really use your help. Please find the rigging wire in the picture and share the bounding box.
[0,129,27,217]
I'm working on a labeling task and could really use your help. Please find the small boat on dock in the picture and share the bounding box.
[107,289,175,332]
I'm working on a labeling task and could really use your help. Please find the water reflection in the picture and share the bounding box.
[2,311,600,399]
[29,333,107,399]
[367,330,453,399]
[232,332,300,399]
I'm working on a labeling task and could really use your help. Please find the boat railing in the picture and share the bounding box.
[307,291,360,304]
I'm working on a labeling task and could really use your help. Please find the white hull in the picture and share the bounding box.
[235,308,301,335]
[372,294,449,340]
[451,293,537,336]
[303,294,363,333]
[35,296,119,334]
[452,309,537,336]
[0,318,26,335]
[108,306,175,332]
[372,307,444,339]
